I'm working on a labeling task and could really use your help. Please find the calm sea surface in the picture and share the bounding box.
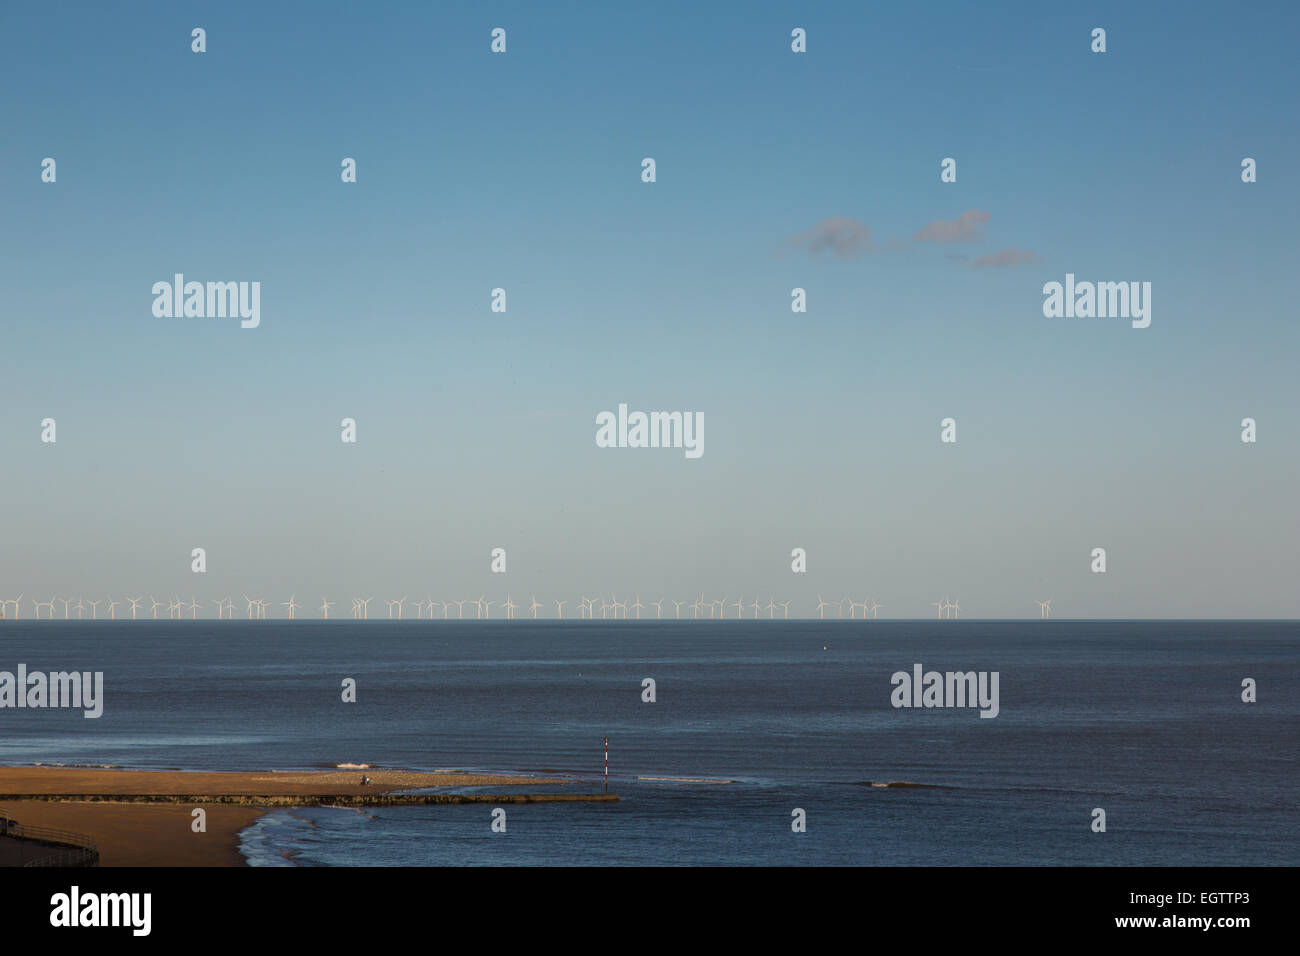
[1,621,1296,866]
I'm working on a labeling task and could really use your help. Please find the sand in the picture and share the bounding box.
[0,766,560,867]
[2,802,265,866]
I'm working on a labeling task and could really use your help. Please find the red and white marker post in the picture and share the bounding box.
[603,736,609,794]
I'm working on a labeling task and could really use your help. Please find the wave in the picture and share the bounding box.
[31,762,122,769]
[858,781,944,788]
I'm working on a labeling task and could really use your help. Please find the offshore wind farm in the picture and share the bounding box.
[1,591,1073,621]
[2,592,864,621]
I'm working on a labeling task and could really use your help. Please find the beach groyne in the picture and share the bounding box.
[0,793,617,808]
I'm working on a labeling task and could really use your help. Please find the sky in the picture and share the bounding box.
[1,1,1297,618]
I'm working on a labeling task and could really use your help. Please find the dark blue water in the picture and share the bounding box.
[1,621,1296,865]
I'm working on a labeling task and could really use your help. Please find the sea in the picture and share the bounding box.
[1,621,1296,866]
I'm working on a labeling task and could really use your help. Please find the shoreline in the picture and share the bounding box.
[0,765,571,867]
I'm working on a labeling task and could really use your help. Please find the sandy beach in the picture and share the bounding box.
[0,766,559,866]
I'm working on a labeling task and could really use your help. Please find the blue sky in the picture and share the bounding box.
[1,1,1297,617]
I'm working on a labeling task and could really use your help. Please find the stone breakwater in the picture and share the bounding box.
[0,792,618,807]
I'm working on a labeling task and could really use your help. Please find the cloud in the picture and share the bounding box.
[967,248,1040,268]
[788,216,876,258]
[913,209,990,243]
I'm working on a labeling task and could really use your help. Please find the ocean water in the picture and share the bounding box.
[0,621,1296,866]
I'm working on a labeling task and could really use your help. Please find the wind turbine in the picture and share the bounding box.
[555,599,566,620]
[611,595,626,620]
[712,597,725,620]
[126,596,142,621]
[730,596,744,619]
[359,597,373,620]
[441,600,454,620]
[632,595,645,619]
[87,599,101,620]
[188,597,201,620]
[780,600,792,619]
[282,595,300,620]
[650,599,663,619]
[150,597,163,620]
[1036,599,1051,620]
[62,598,74,620]
[931,599,945,620]
[321,598,334,620]
[765,598,776,620]
[845,597,857,620]
[869,600,883,619]
[244,595,256,620]
[815,595,833,620]
[222,598,236,619]
[948,598,960,620]
[35,597,56,620]
[529,596,542,619]
[503,595,517,620]
[2,595,22,620]
[213,599,226,619]
[672,599,685,620]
